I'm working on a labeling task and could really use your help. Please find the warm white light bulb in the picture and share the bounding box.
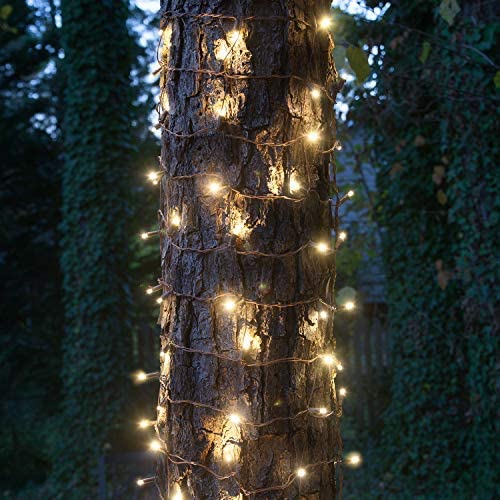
[336,362,344,371]
[339,388,347,397]
[223,298,237,312]
[149,439,162,452]
[310,88,321,99]
[319,310,329,320]
[207,181,223,195]
[289,176,301,193]
[141,232,149,240]
[146,287,153,295]
[137,479,145,486]
[344,301,355,311]
[229,413,241,425]
[346,452,362,467]
[171,491,183,500]
[136,371,147,381]
[156,297,163,304]
[316,242,329,254]
[319,407,328,415]
[147,171,159,184]
[323,354,335,366]
[242,335,252,351]
[170,213,181,227]
[339,231,347,241]
[319,16,332,30]
[296,467,307,478]
[138,419,150,429]
[347,190,354,198]
[307,130,320,142]
[227,30,241,45]
[156,405,164,412]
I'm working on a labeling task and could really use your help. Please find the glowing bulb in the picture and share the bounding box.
[319,407,328,415]
[146,287,153,295]
[307,130,320,142]
[289,176,301,193]
[319,16,332,30]
[296,467,307,478]
[170,212,181,227]
[223,298,237,312]
[229,413,241,425]
[137,479,145,486]
[141,232,149,240]
[323,354,335,366]
[242,335,252,351]
[171,491,183,500]
[319,310,328,320]
[310,88,321,99]
[347,190,354,198]
[339,388,347,397]
[336,362,344,371]
[156,297,163,304]
[136,371,147,382]
[227,30,241,45]
[336,143,343,151]
[156,405,164,412]
[316,242,329,254]
[207,181,223,195]
[138,419,150,429]
[344,301,355,311]
[345,452,362,467]
[214,101,229,118]
[339,231,347,241]
[149,439,162,452]
[147,171,159,184]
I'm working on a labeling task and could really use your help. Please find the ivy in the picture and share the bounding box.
[339,0,498,497]
[51,1,135,497]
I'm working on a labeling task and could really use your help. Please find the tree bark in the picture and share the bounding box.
[156,1,343,498]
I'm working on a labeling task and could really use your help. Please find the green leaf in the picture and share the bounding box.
[419,41,431,63]
[0,5,12,20]
[494,71,500,88]
[346,46,370,84]
[439,0,460,26]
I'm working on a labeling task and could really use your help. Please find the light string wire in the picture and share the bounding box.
[135,9,352,496]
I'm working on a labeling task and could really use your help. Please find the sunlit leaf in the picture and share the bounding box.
[346,46,370,84]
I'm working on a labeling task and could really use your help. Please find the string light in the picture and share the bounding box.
[315,241,330,254]
[141,230,160,240]
[347,190,354,198]
[310,87,321,99]
[296,467,307,478]
[156,297,163,304]
[318,16,332,30]
[322,354,336,366]
[228,413,242,425]
[147,171,161,184]
[319,309,329,319]
[137,477,155,487]
[149,439,163,452]
[336,362,344,371]
[289,174,301,193]
[207,180,223,195]
[222,297,238,312]
[339,231,347,241]
[170,211,181,227]
[344,301,355,311]
[345,452,362,468]
[306,130,320,142]
[146,284,162,295]
[339,388,347,397]
[135,371,160,383]
[138,419,154,429]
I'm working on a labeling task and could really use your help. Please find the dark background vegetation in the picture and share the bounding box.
[0,0,497,498]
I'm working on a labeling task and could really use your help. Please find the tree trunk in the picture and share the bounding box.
[156,1,343,498]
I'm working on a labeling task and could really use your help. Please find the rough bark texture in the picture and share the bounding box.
[157,1,342,498]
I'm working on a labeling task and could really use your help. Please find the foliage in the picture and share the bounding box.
[0,0,63,492]
[51,0,136,496]
[337,0,498,497]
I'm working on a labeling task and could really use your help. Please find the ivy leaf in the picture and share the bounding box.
[494,71,500,88]
[346,46,370,84]
[419,41,431,63]
[0,5,12,20]
[439,0,460,26]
